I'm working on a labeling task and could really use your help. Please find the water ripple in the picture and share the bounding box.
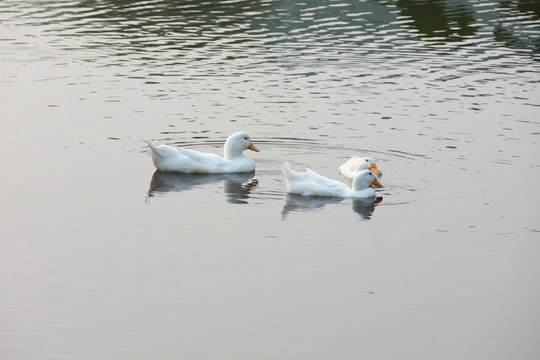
[5,0,538,75]
[2,0,539,161]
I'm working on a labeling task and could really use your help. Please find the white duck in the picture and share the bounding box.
[148,131,259,173]
[283,163,383,198]
[338,156,382,179]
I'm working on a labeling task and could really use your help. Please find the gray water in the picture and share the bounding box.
[1,0,539,359]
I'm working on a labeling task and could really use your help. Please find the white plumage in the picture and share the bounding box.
[283,163,383,199]
[148,131,259,173]
[338,156,382,179]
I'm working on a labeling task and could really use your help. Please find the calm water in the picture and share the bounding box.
[1,0,540,359]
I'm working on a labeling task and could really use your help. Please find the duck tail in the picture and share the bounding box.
[282,162,294,180]
[283,162,305,181]
[147,140,165,159]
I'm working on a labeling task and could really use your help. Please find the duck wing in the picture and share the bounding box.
[304,168,350,196]
[283,163,349,197]
[176,147,223,163]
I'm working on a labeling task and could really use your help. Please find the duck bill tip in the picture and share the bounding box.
[248,143,259,152]
[371,178,383,188]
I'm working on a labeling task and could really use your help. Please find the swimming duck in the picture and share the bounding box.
[148,131,259,173]
[282,163,383,198]
[338,156,382,179]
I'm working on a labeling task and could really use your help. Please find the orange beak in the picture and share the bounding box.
[369,163,382,176]
[371,178,383,188]
[248,143,259,152]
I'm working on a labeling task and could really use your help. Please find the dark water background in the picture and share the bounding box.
[1,1,539,359]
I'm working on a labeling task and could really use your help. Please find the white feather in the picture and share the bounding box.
[148,131,258,173]
[283,163,380,199]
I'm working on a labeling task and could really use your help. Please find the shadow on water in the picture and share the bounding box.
[146,170,257,204]
[281,194,383,220]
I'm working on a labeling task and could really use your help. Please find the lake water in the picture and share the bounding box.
[1,0,539,359]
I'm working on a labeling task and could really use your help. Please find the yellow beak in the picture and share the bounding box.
[369,163,382,176]
[371,178,383,188]
[248,143,259,152]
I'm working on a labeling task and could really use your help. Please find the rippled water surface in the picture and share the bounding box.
[1,1,540,359]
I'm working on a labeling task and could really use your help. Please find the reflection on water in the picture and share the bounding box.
[6,0,540,68]
[494,1,540,53]
[282,194,382,220]
[352,196,384,220]
[516,0,540,19]
[224,177,259,205]
[9,0,273,63]
[396,0,476,41]
[147,170,257,204]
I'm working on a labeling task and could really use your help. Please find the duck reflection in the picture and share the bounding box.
[281,194,382,220]
[147,170,257,204]
[352,197,383,220]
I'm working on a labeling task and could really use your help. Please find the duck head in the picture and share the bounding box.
[343,156,382,177]
[360,157,382,177]
[352,170,383,191]
[224,131,259,160]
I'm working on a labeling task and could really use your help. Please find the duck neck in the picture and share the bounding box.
[224,142,243,160]
[352,175,371,191]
